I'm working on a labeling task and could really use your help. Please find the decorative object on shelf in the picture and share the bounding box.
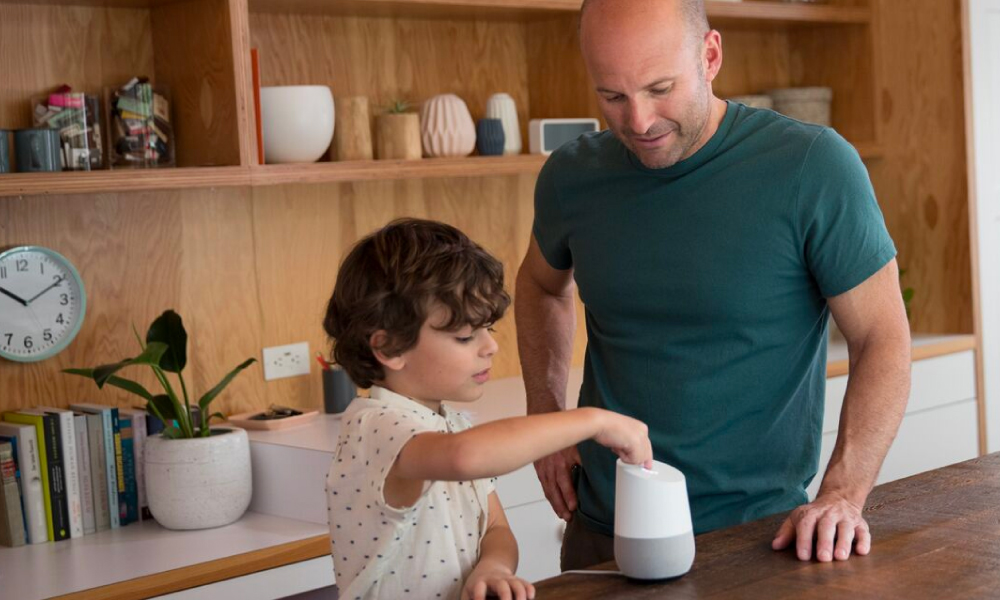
[529,118,600,155]
[766,86,833,126]
[476,118,505,156]
[260,85,335,164]
[31,85,104,171]
[319,352,356,414]
[227,405,320,430]
[106,78,174,168]
[13,128,62,172]
[0,246,86,362]
[64,310,256,530]
[0,130,10,173]
[375,99,421,160]
[485,92,522,155]
[728,94,773,110]
[420,93,476,158]
[332,96,373,161]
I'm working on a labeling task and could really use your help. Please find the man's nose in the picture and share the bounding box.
[627,97,657,135]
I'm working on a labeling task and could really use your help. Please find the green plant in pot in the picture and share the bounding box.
[65,309,257,530]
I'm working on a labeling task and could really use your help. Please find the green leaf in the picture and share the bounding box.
[208,411,226,424]
[197,358,256,414]
[64,368,155,402]
[91,342,168,388]
[902,288,915,303]
[147,310,187,373]
[161,425,183,439]
[149,393,180,422]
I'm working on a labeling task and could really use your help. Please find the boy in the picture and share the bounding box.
[323,218,652,600]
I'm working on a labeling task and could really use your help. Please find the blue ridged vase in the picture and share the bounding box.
[476,118,505,156]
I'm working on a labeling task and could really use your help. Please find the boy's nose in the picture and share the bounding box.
[481,330,498,357]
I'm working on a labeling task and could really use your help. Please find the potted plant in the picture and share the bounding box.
[65,310,256,530]
[375,98,422,160]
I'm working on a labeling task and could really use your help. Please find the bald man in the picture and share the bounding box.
[515,0,911,570]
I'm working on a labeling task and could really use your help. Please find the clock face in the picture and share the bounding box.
[0,246,86,362]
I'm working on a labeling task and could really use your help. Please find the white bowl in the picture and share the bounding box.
[260,85,335,164]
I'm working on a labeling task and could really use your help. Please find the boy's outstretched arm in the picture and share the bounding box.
[462,492,534,600]
[392,407,651,484]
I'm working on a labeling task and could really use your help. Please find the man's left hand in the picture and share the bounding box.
[771,491,871,562]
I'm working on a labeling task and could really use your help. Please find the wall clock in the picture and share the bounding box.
[0,246,87,362]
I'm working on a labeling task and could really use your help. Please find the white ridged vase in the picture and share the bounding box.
[144,427,252,530]
[420,94,476,157]
[485,92,522,155]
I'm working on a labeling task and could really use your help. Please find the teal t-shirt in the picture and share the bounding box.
[532,102,897,535]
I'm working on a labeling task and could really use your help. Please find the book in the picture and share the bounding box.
[0,441,26,547]
[111,408,126,525]
[0,422,46,544]
[85,413,110,532]
[118,413,138,524]
[74,413,96,534]
[0,435,26,540]
[119,408,148,520]
[2,411,70,541]
[33,407,85,538]
[69,404,120,529]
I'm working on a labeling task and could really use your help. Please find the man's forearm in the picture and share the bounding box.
[820,334,911,506]
[515,271,577,415]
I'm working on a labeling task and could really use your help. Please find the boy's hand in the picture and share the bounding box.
[591,409,654,469]
[462,563,536,600]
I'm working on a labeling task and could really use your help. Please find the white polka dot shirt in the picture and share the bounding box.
[326,386,496,600]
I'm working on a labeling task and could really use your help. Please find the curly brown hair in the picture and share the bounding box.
[323,218,511,388]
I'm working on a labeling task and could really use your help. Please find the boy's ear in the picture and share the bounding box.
[370,330,406,371]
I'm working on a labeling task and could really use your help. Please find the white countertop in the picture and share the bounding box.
[0,511,327,600]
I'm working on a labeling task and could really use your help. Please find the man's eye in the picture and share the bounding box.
[651,88,671,95]
[603,95,625,103]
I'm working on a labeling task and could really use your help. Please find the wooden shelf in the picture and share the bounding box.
[249,154,546,185]
[0,142,884,196]
[826,334,976,378]
[247,0,870,24]
[0,167,250,198]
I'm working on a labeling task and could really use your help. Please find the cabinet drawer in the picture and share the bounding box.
[497,464,546,509]
[505,501,566,583]
[808,399,979,499]
[824,350,976,434]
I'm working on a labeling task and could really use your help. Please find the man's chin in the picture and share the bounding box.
[634,149,683,170]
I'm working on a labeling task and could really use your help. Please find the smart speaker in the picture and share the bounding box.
[614,459,695,580]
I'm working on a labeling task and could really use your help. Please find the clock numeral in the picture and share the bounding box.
[15,259,27,273]
[43,329,53,342]
[3,333,11,346]
[55,313,65,325]
[23,336,32,349]
[60,293,69,306]
[40,262,45,275]
[0,266,6,279]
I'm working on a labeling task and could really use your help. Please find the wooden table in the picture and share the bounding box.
[535,453,1000,598]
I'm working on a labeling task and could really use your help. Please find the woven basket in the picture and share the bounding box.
[729,94,773,110]
[767,87,833,126]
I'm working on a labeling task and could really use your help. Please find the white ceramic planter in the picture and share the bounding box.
[144,426,252,530]
[260,85,335,164]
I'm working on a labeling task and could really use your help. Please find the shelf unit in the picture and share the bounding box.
[0,0,977,444]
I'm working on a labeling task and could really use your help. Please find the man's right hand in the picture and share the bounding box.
[534,446,582,521]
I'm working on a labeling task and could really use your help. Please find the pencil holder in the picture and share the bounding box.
[322,366,356,414]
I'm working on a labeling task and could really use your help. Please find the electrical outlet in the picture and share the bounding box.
[262,342,311,381]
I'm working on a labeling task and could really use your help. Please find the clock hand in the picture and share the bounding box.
[0,286,29,307]
[26,276,64,305]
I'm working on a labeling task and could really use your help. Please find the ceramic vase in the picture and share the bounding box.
[260,85,335,164]
[485,92,522,155]
[420,94,476,158]
[144,426,252,530]
[476,118,505,156]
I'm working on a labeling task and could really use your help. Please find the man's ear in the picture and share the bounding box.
[370,330,406,371]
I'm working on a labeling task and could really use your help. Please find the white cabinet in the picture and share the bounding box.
[965,0,1000,452]
[505,501,566,583]
[808,351,979,499]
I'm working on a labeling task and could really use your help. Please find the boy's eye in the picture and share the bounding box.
[455,335,474,343]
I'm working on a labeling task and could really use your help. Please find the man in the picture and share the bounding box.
[514,0,912,570]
